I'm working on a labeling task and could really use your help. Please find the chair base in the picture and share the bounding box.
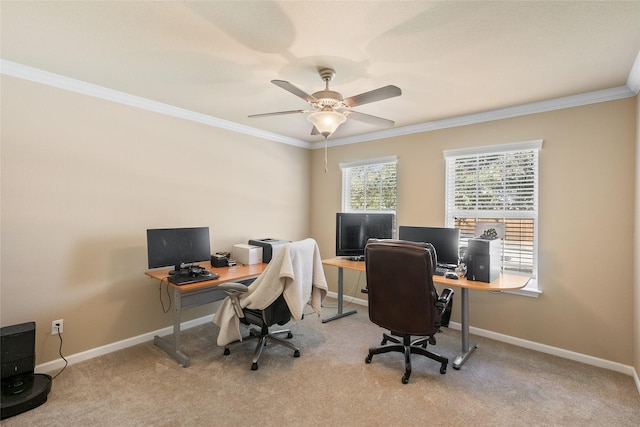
[223,326,300,371]
[365,333,448,384]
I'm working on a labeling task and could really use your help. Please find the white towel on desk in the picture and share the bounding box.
[213,238,328,346]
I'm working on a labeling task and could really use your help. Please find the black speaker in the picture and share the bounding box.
[466,238,501,283]
[1,322,52,420]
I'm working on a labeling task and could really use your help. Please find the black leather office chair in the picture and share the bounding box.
[215,238,327,371]
[364,239,454,384]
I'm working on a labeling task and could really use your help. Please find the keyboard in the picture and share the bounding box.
[434,267,448,276]
[169,272,219,285]
[434,264,456,276]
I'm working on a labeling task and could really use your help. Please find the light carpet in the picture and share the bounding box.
[3,305,639,426]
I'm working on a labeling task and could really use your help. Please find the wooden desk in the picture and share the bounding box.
[321,257,530,369]
[145,262,267,367]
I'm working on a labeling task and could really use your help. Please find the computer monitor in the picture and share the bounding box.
[146,227,211,274]
[336,213,394,259]
[398,226,460,268]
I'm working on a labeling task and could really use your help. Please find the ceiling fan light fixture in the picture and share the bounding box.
[307,110,346,137]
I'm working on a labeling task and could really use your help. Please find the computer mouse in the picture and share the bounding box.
[445,272,459,280]
[188,266,203,276]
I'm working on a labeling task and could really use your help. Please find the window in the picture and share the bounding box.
[444,141,542,295]
[340,156,397,213]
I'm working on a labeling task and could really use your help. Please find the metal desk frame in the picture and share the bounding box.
[145,263,267,367]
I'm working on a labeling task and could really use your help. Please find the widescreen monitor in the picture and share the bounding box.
[398,226,460,268]
[146,227,211,274]
[336,213,394,259]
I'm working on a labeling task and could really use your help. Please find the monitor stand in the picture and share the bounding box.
[346,255,365,261]
[169,263,188,275]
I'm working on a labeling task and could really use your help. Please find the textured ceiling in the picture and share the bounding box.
[2,1,640,145]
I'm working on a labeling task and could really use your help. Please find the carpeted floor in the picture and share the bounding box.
[3,304,639,426]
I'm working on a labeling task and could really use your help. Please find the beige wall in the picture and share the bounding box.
[1,72,637,370]
[0,76,311,364]
[311,98,637,365]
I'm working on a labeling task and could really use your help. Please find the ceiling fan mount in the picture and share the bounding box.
[310,68,342,109]
[249,67,402,138]
[318,67,336,83]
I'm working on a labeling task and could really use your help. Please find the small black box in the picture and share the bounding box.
[211,254,228,268]
[466,238,501,283]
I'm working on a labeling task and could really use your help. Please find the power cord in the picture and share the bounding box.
[51,327,68,380]
[159,277,171,313]
[321,270,366,309]
[348,270,367,307]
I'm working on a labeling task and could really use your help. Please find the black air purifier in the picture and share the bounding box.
[1,322,52,420]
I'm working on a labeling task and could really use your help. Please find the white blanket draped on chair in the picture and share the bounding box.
[213,238,328,346]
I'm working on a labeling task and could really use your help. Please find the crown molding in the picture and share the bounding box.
[313,85,636,150]
[0,60,311,149]
[627,50,640,95]
[2,59,635,152]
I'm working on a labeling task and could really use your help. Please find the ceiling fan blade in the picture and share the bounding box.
[248,109,307,118]
[271,80,318,103]
[342,85,402,107]
[344,110,395,127]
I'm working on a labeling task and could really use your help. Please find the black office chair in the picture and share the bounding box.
[364,239,454,384]
[219,289,298,371]
[215,238,327,371]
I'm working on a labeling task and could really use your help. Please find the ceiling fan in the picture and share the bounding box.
[249,68,402,138]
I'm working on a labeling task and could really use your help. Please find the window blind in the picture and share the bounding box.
[444,141,541,276]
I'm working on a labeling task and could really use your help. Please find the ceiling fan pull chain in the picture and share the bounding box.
[324,137,328,173]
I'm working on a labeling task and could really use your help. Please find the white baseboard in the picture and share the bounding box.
[35,315,214,374]
[326,291,368,308]
[457,323,635,376]
[38,294,640,397]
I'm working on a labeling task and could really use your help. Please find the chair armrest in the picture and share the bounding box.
[437,287,454,307]
[217,282,249,293]
[217,282,249,318]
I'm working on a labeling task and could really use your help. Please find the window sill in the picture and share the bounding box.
[504,278,541,298]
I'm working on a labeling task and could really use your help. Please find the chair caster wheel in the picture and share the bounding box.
[402,374,410,384]
[287,332,293,339]
[293,350,300,357]
[440,364,447,374]
[251,362,258,371]
[365,354,372,364]
[223,348,230,356]
[381,339,387,346]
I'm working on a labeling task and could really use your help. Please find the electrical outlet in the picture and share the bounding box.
[51,319,63,335]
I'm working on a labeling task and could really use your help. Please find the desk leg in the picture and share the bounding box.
[322,267,357,323]
[153,287,191,367]
[453,287,477,370]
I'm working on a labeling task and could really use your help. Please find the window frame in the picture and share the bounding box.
[443,140,542,297]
